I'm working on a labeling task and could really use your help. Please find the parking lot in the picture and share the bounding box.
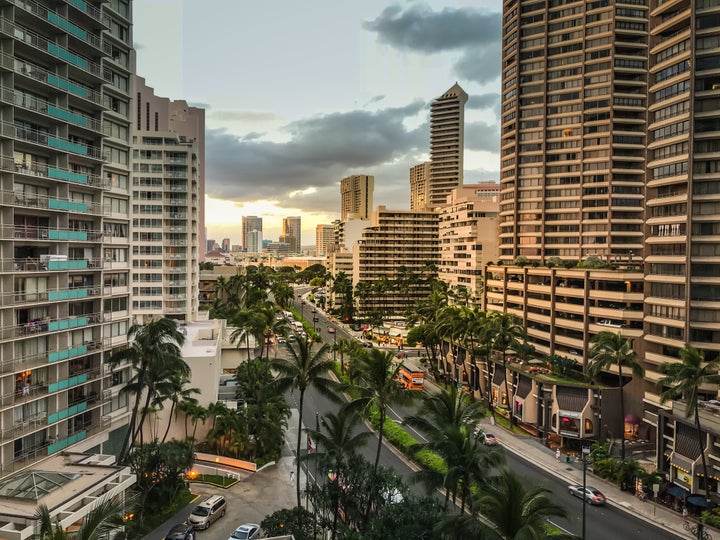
[148,445,298,540]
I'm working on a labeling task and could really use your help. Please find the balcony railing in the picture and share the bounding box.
[2,52,102,104]
[3,156,105,188]
[2,285,101,306]
[1,189,103,214]
[0,312,102,340]
[2,224,103,242]
[0,257,102,273]
[2,121,103,159]
[0,87,101,132]
[13,0,108,42]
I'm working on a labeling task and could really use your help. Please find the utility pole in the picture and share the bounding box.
[582,446,590,540]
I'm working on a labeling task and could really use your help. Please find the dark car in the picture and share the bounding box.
[165,523,195,540]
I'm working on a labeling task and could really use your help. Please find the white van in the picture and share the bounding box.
[188,495,226,529]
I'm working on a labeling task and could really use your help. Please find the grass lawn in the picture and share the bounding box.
[190,473,238,488]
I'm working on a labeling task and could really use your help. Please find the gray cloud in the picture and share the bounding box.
[208,110,276,122]
[466,93,500,111]
[364,5,502,83]
[364,94,386,107]
[188,101,211,109]
[205,102,429,213]
[465,121,500,153]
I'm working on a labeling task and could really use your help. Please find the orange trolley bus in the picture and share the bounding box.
[396,364,425,391]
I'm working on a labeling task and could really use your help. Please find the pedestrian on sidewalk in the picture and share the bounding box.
[290,470,295,484]
[682,505,688,522]
[555,448,561,462]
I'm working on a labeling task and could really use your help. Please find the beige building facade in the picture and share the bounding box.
[438,184,500,306]
[340,175,374,221]
[409,162,430,211]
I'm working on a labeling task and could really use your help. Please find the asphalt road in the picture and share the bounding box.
[303,304,681,540]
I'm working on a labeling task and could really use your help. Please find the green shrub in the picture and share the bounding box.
[702,508,720,528]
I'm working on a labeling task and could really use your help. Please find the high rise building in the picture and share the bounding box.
[221,238,230,253]
[246,230,262,253]
[409,162,430,211]
[0,0,134,475]
[315,224,335,257]
[340,174,374,220]
[282,216,301,253]
[241,216,262,251]
[428,84,468,207]
[438,184,500,306]
[131,76,202,324]
[353,207,439,319]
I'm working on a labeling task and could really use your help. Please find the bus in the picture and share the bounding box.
[396,364,425,391]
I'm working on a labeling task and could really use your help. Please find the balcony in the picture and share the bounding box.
[1,190,102,214]
[0,382,48,407]
[3,122,103,159]
[0,257,101,273]
[1,86,101,132]
[65,0,112,28]
[14,0,108,43]
[2,285,100,306]
[0,312,101,340]
[1,52,102,105]
[3,224,103,242]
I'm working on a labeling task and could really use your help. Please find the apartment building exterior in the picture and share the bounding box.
[0,0,135,479]
[241,215,262,251]
[428,84,468,207]
[281,216,301,254]
[409,161,430,211]
[438,184,500,306]
[340,174,373,220]
[352,206,439,319]
[315,224,334,257]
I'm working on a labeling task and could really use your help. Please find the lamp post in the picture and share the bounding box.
[329,327,337,361]
[312,309,318,333]
[313,411,320,538]
[582,446,591,540]
[301,301,305,320]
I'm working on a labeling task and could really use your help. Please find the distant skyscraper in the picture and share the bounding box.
[282,216,302,253]
[246,230,263,253]
[242,216,263,251]
[428,84,468,207]
[316,224,335,256]
[206,239,216,252]
[340,175,374,220]
[409,162,430,210]
[221,238,230,252]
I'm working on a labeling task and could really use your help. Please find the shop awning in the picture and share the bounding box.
[556,386,588,412]
[667,485,689,498]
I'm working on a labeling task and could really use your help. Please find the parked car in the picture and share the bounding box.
[362,341,374,348]
[165,523,195,540]
[188,495,226,529]
[228,523,261,540]
[480,433,499,446]
[568,485,606,505]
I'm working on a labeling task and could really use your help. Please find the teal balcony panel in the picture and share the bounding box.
[48,288,88,301]
[48,230,88,241]
[48,168,88,184]
[46,43,88,69]
[47,106,88,127]
[48,199,88,212]
[46,12,87,40]
[46,259,89,270]
[48,137,87,155]
[46,74,88,98]
[47,431,86,455]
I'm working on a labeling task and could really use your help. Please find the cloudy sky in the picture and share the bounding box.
[133,0,503,244]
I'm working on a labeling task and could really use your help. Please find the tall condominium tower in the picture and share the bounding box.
[428,84,468,207]
[498,2,646,263]
[340,174,374,220]
[282,216,301,253]
[0,0,134,473]
[241,215,262,251]
[409,162,430,211]
[131,77,202,324]
[315,224,334,257]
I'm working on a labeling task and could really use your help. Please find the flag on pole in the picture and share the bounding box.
[307,434,314,454]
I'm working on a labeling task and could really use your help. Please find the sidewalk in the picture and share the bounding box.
[477,416,694,540]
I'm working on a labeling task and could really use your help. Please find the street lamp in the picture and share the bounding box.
[329,327,337,362]
[301,301,305,320]
[582,446,591,540]
[312,309,318,332]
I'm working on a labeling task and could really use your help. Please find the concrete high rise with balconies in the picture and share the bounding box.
[409,161,430,211]
[130,76,202,324]
[340,174,374,221]
[428,84,468,208]
[282,216,301,254]
[0,0,134,476]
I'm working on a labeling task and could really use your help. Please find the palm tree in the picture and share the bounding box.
[350,348,410,475]
[271,335,340,507]
[154,372,199,443]
[659,345,720,504]
[588,332,643,460]
[110,317,187,462]
[439,468,569,539]
[489,313,526,427]
[304,406,370,540]
[36,496,128,540]
[229,308,264,361]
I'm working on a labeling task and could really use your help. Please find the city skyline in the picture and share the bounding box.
[133,0,504,241]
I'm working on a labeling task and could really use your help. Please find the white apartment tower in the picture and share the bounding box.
[428,84,468,207]
[0,0,135,472]
[315,224,334,257]
[131,76,203,323]
[242,215,262,251]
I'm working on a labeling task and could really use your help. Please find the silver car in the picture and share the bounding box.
[568,485,606,505]
[228,523,261,540]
